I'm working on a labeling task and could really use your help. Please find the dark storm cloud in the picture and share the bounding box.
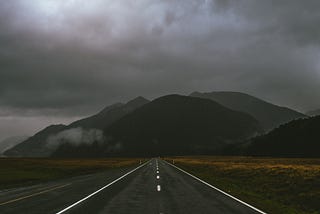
[0,0,320,120]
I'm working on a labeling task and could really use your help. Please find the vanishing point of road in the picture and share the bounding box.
[0,158,266,214]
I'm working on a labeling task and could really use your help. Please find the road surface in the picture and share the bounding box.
[0,158,265,214]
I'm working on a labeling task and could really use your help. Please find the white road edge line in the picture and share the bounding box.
[164,160,267,214]
[56,160,150,214]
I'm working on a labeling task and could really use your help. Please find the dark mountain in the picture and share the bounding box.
[3,125,66,157]
[306,109,320,116]
[68,96,149,129]
[67,103,124,129]
[53,95,262,157]
[244,116,320,157]
[0,135,29,154]
[190,91,305,131]
[4,97,149,157]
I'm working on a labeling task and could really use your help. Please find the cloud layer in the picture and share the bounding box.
[0,0,320,139]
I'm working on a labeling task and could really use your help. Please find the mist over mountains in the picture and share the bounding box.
[53,95,261,157]
[4,97,149,157]
[3,91,312,158]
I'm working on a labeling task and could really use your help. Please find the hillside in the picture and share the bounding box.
[306,109,320,116]
[53,95,262,157]
[245,116,320,157]
[0,136,29,154]
[4,97,149,157]
[190,91,305,131]
[68,96,149,129]
[3,125,67,157]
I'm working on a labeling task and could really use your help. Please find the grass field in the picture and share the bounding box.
[0,158,143,190]
[166,156,320,214]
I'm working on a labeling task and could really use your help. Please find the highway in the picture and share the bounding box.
[0,159,265,214]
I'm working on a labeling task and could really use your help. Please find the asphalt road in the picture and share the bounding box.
[0,159,265,214]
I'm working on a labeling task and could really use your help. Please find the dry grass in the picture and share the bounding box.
[166,156,320,214]
[0,158,143,190]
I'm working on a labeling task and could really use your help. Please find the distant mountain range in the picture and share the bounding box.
[0,136,29,154]
[190,91,305,131]
[53,95,262,157]
[4,91,312,158]
[306,109,320,116]
[3,125,66,157]
[4,97,149,157]
[244,116,320,157]
[67,96,149,129]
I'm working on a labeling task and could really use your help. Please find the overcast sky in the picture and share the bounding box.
[0,0,320,140]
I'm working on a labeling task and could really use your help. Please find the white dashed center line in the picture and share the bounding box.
[156,175,160,179]
[157,185,161,191]
[156,170,159,174]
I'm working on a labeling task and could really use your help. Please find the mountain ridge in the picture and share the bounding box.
[4,96,150,157]
[5,92,310,157]
[306,109,320,116]
[244,116,320,157]
[190,91,305,131]
[53,95,262,157]
[0,135,29,154]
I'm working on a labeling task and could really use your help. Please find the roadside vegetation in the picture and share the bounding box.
[0,158,143,190]
[167,156,320,214]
